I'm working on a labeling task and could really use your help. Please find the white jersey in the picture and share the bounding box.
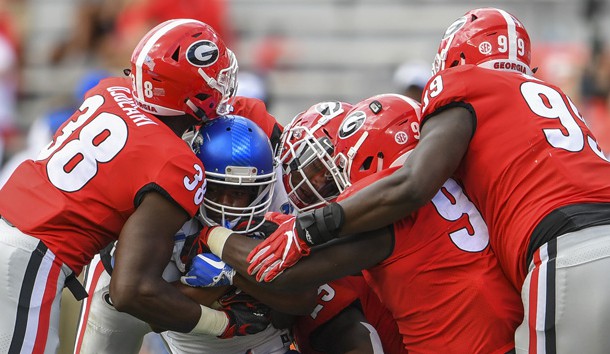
[268,164,292,215]
[162,324,292,354]
[157,178,292,353]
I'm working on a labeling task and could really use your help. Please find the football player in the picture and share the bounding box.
[164,115,316,354]
[0,19,236,352]
[277,101,404,354]
[75,115,313,354]
[74,109,294,354]
[249,7,610,353]
[183,101,404,353]
[190,94,524,352]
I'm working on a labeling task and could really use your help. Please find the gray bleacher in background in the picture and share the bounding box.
[18,0,609,127]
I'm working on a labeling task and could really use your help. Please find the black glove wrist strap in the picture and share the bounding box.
[296,202,345,246]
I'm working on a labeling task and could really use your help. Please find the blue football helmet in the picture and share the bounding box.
[192,115,276,233]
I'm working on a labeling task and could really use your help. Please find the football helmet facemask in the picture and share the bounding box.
[432,7,533,76]
[130,19,238,121]
[333,94,421,185]
[278,101,352,212]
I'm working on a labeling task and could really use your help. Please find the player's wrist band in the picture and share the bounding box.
[189,305,229,336]
[296,202,345,246]
[207,227,233,257]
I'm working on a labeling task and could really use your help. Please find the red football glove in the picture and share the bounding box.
[246,212,311,282]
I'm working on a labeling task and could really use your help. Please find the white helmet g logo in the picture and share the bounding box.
[315,101,342,116]
[186,40,219,67]
[338,111,366,139]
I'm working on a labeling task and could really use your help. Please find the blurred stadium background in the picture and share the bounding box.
[1,0,609,353]
[8,0,610,126]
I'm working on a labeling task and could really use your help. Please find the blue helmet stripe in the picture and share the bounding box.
[231,116,251,166]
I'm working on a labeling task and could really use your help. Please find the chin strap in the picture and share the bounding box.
[186,99,209,121]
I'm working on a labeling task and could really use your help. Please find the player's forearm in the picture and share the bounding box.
[338,166,426,235]
[220,233,335,291]
[276,231,391,287]
[112,278,231,336]
[110,277,201,332]
[174,281,230,307]
[219,234,261,278]
[233,274,317,315]
[338,108,474,236]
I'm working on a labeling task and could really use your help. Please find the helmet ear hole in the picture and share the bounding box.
[171,47,180,61]
[359,156,374,171]
[321,128,332,139]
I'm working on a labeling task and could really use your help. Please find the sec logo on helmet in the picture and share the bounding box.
[186,40,220,67]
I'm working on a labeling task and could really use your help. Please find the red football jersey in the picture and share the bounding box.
[293,275,406,354]
[340,168,523,353]
[0,77,206,273]
[421,65,610,288]
[231,96,283,138]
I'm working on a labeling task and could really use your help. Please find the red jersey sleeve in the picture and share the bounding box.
[231,96,283,148]
[420,65,474,124]
[146,143,206,216]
